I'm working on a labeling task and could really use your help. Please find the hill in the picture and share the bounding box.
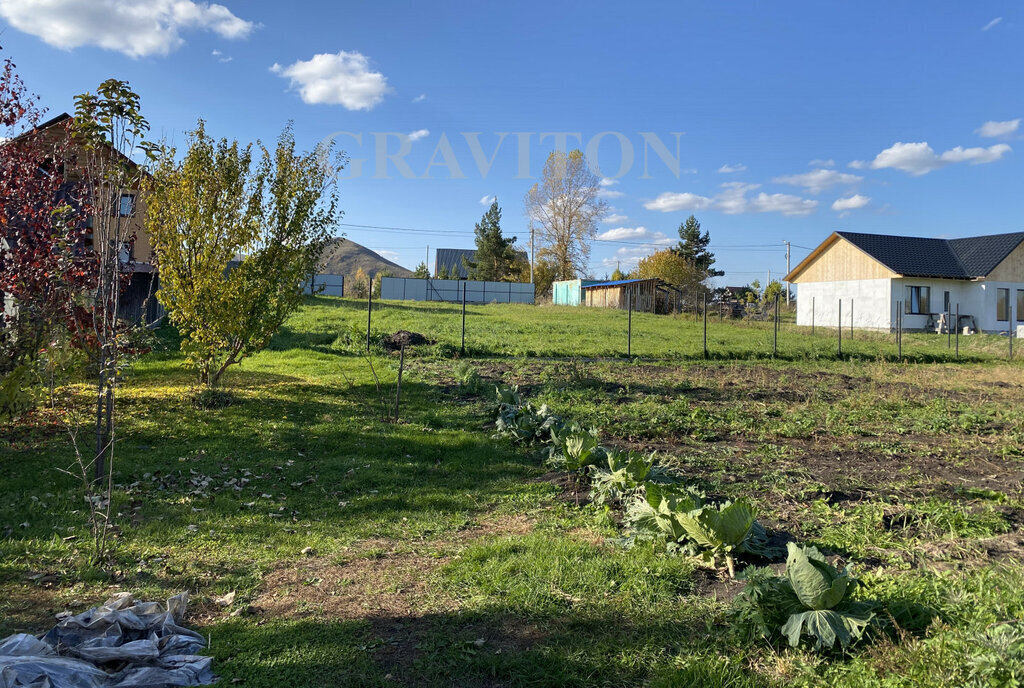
[318,238,412,283]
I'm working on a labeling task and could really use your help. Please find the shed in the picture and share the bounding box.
[552,279,600,306]
[582,278,662,313]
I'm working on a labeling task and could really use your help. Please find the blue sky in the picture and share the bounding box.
[2,1,1021,284]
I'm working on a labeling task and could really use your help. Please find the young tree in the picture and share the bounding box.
[146,121,339,386]
[634,249,706,294]
[372,269,393,298]
[673,215,723,278]
[351,266,369,297]
[610,266,626,281]
[411,262,430,279]
[464,199,518,281]
[524,150,607,281]
[436,264,451,280]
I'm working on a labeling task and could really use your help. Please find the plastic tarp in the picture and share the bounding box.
[0,592,216,688]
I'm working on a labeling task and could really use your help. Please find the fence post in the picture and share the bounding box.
[366,288,372,352]
[461,282,467,355]
[627,290,633,357]
[955,303,960,360]
[838,299,842,357]
[897,300,903,360]
[1010,302,1014,361]
[850,298,854,339]
[394,344,405,421]
[773,293,779,357]
[703,291,708,359]
[811,296,815,335]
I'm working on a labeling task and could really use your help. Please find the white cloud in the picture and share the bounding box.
[412,94,427,103]
[809,158,835,167]
[772,168,862,193]
[271,51,390,110]
[378,250,401,262]
[747,192,818,216]
[981,16,1003,31]
[643,191,714,212]
[0,0,255,57]
[601,213,629,224]
[479,195,496,206]
[645,182,817,216]
[868,140,1012,175]
[831,194,871,212]
[407,129,429,142]
[597,180,624,198]
[848,160,867,169]
[211,48,232,62]
[977,119,1020,138]
[596,226,672,244]
[717,163,747,174]
[602,246,658,270]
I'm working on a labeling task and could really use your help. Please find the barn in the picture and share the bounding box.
[786,231,1024,333]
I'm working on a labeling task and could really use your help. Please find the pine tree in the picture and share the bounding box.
[673,215,723,278]
[437,264,451,280]
[412,262,430,279]
[464,199,518,281]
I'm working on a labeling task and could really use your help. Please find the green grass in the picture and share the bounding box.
[1,295,1023,687]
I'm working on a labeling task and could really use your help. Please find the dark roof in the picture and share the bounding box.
[9,113,72,143]
[581,278,658,288]
[835,231,1024,279]
[434,247,528,279]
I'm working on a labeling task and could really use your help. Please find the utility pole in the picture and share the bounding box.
[783,241,791,304]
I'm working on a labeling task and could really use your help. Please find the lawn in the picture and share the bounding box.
[1,296,1023,687]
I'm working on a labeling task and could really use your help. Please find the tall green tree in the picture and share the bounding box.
[147,121,340,387]
[674,215,723,278]
[411,262,430,279]
[464,199,519,281]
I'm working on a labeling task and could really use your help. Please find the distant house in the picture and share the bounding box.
[433,247,528,279]
[786,231,1024,333]
[2,113,162,325]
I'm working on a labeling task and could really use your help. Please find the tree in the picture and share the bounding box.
[0,50,93,419]
[532,256,558,298]
[411,262,430,279]
[351,266,369,297]
[464,199,518,281]
[761,279,782,306]
[436,264,451,280]
[673,215,723,278]
[70,78,158,562]
[610,267,626,281]
[146,120,339,387]
[524,150,607,281]
[635,249,707,296]
[372,269,392,298]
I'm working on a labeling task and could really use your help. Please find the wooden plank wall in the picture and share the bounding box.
[583,280,658,312]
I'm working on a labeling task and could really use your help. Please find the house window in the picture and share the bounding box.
[905,286,930,314]
[997,288,1009,322]
[118,193,135,217]
[1018,290,1024,322]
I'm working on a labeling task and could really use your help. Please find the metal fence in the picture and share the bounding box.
[380,277,534,304]
[305,273,345,297]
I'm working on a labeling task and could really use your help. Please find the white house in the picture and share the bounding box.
[785,231,1024,333]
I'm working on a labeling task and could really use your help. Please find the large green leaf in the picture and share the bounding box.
[782,608,874,650]
[676,499,756,551]
[786,542,850,610]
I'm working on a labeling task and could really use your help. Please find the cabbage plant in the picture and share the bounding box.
[734,543,876,651]
[590,449,675,505]
[626,484,759,577]
[547,423,603,473]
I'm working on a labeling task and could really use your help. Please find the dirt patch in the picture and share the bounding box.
[383,330,431,351]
